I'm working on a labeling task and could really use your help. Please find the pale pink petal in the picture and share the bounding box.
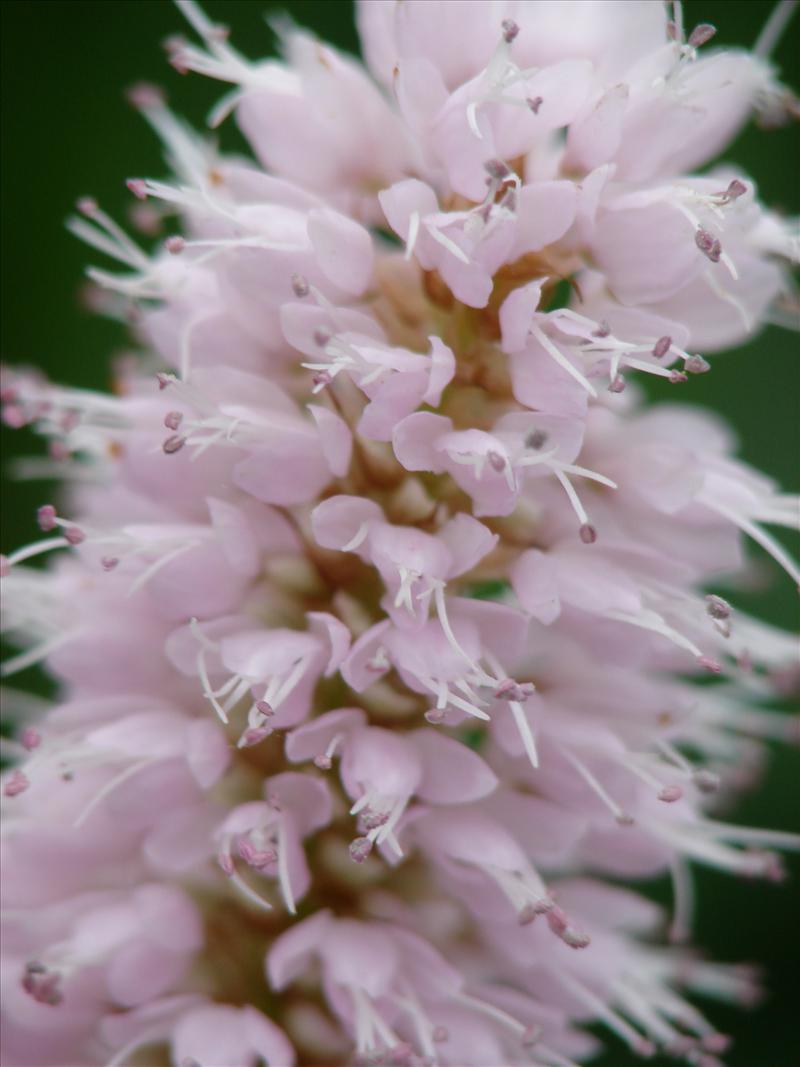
[510,549,562,624]
[340,620,393,691]
[392,411,452,472]
[185,719,231,789]
[513,181,579,256]
[310,495,383,552]
[267,909,332,990]
[307,611,352,675]
[499,280,545,353]
[437,514,498,578]
[206,497,261,577]
[308,208,374,295]
[307,404,352,478]
[565,84,630,172]
[286,708,366,763]
[410,729,498,803]
[265,772,334,838]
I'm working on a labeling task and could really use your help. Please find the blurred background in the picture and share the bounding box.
[1,2,798,1064]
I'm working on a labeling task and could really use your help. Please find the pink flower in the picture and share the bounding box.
[2,2,799,1064]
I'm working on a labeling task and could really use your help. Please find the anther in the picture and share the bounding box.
[688,23,717,48]
[47,440,69,460]
[125,82,165,110]
[695,228,722,263]
[360,810,390,831]
[101,556,119,571]
[694,769,721,793]
[608,374,626,393]
[433,1026,449,1043]
[592,320,611,338]
[238,725,272,748]
[501,18,519,43]
[64,525,86,546]
[488,450,507,472]
[579,523,597,544]
[669,370,688,384]
[126,178,148,201]
[705,594,731,620]
[494,678,535,701]
[164,410,183,430]
[484,159,512,181]
[162,434,186,454]
[312,371,332,389]
[3,770,29,797]
[291,273,310,298]
[697,655,722,674]
[313,326,332,347]
[653,335,672,359]
[238,840,276,867]
[425,708,445,724]
[255,700,274,718]
[165,235,185,254]
[156,373,173,390]
[21,963,62,1006]
[0,555,10,577]
[721,179,747,202]
[685,355,710,374]
[615,812,636,826]
[349,836,373,863]
[527,96,543,114]
[526,429,549,449]
[77,197,99,217]
[314,754,332,770]
[658,784,683,802]
[37,505,57,532]
[702,1034,731,1054]
[20,728,41,751]
[546,907,591,948]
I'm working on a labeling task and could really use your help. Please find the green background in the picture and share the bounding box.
[1,2,798,1065]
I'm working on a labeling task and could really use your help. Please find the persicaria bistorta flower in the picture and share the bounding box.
[2,2,799,1065]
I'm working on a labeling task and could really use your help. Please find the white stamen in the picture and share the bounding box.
[73,758,154,828]
[530,324,598,396]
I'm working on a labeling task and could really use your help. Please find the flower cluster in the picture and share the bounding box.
[1,2,799,1066]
